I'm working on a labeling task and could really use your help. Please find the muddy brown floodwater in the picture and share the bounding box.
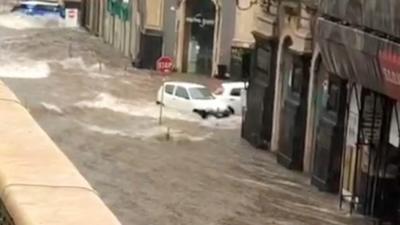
[0,13,372,225]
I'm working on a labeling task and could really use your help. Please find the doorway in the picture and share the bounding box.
[182,0,216,75]
[311,72,347,193]
[242,39,277,149]
[276,42,311,170]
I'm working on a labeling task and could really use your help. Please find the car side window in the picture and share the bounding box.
[165,85,175,95]
[175,86,190,99]
[230,88,242,97]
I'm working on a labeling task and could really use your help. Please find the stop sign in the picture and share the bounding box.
[156,56,173,74]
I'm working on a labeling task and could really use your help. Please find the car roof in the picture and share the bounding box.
[221,82,247,88]
[164,81,205,88]
[20,1,60,6]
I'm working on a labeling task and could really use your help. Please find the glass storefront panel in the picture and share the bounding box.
[185,0,215,75]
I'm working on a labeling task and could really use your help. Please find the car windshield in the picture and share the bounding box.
[189,87,215,100]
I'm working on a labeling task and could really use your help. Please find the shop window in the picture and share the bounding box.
[256,47,270,72]
[326,82,340,112]
[281,51,294,99]
[290,58,303,95]
[254,46,272,87]
[230,88,242,97]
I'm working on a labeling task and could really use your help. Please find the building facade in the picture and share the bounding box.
[242,0,400,223]
[316,1,400,223]
[174,0,254,77]
[62,0,400,223]
[81,0,254,75]
[242,0,315,172]
[81,0,163,69]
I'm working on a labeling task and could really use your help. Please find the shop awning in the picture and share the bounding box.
[317,18,400,100]
[319,0,400,38]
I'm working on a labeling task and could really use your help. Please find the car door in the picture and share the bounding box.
[161,84,175,107]
[173,86,192,112]
[228,88,243,114]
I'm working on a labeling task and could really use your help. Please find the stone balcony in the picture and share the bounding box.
[252,0,279,39]
[252,0,315,53]
[253,0,317,39]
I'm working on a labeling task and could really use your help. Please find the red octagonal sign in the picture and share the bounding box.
[156,56,173,75]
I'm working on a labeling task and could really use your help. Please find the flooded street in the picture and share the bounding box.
[0,14,371,225]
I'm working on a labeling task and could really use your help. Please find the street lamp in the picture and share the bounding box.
[235,0,258,10]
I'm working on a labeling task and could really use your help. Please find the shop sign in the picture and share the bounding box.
[107,0,130,21]
[186,14,215,28]
[317,18,400,101]
[378,50,400,100]
[379,51,400,85]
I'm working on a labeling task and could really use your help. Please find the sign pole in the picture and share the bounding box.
[156,56,173,126]
[159,77,165,125]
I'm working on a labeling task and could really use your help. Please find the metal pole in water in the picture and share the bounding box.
[68,43,72,57]
[166,127,171,141]
[159,78,165,125]
[68,36,72,57]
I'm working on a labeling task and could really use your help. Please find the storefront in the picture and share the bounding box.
[175,0,237,76]
[175,0,218,75]
[184,0,216,74]
[136,0,164,69]
[316,1,400,221]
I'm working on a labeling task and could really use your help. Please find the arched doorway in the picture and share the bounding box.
[181,0,217,75]
[276,37,311,170]
[310,55,348,193]
[241,36,278,149]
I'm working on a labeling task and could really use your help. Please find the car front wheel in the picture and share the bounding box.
[194,109,208,119]
[228,106,235,115]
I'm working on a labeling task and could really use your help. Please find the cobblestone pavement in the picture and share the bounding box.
[0,14,372,225]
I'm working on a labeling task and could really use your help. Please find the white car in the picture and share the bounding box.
[14,1,65,18]
[157,82,231,119]
[214,82,247,115]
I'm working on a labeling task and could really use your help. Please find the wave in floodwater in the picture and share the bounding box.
[0,59,49,79]
[0,12,65,30]
[79,122,213,142]
[75,93,242,130]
